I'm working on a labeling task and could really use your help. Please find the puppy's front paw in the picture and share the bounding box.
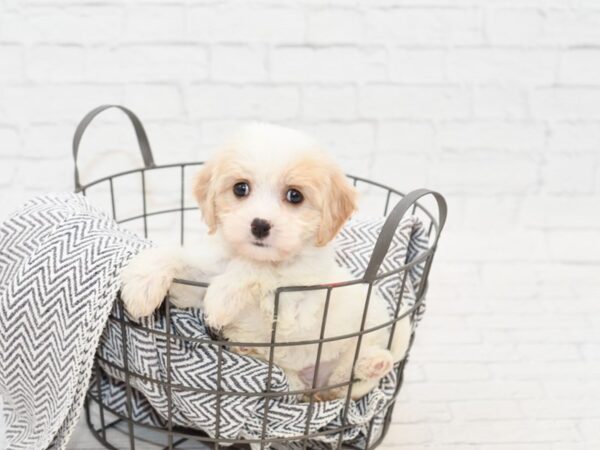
[203,286,238,330]
[121,248,175,319]
[355,349,394,381]
[203,273,272,330]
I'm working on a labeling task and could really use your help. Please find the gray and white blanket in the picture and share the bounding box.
[0,193,428,449]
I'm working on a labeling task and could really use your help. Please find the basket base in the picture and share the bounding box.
[84,395,389,450]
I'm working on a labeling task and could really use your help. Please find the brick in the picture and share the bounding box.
[541,155,596,194]
[488,8,600,46]
[578,420,600,441]
[431,420,580,444]
[543,380,600,399]
[370,153,430,191]
[26,45,85,82]
[12,6,124,43]
[211,46,268,83]
[364,8,483,45]
[382,423,432,445]
[140,123,202,164]
[305,122,375,158]
[447,49,557,85]
[418,328,482,345]
[531,88,600,120]
[408,380,543,402]
[1,85,123,121]
[438,122,545,151]
[486,8,546,46]
[424,363,491,381]
[0,45,23,81]
[359,85,470,120]
[307,9,363,43]
[412,342,522,364]
[123,5,185,42]
[428,159,538,194]
[86,45,209,82]
[389,49,446,84]
[491,361,600,382]
[301,86,357,120]
[521,398,600,420]
[124,85,184,120]
[0,159,17,187]
[17,158,72,190]
[198,120,244,149]
[377,121,436,154]
[462,196,521,230]
[472,87,529,120]
[546,230,600,263]
[392,401,452,424]
[187,85,299,120]
[23,124,72,157]
[187,5,304,44]
[559,49,600,85]
[548,124,600,153]
[521,196,600,229]
[271,47,386,83]
[0,127,20,157]
[451,400,523,421]
[466,313,587,331]
[517,344,582,362]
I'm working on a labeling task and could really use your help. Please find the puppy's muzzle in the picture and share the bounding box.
[251,218,271,239]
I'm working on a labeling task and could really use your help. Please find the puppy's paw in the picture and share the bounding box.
[203,286,238,330]
[121,248,176,319]
[204,306,237,331]
[314,387,346,402]
[203,272,273,330]
[230,346,258,357]
[355,349,394,381]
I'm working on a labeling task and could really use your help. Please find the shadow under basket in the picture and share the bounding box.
[74,105,448,450]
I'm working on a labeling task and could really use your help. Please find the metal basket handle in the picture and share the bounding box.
[73,105,156,191]
[363,189,447,282]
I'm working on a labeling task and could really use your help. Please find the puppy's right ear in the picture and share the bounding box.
[194,161,218,234]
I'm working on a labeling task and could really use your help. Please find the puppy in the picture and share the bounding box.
[121,123,411,400]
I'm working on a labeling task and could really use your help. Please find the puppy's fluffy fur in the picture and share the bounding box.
[121,124,411,400]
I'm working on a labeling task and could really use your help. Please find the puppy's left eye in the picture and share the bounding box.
[233,182,250,197]
[286,188,304,204]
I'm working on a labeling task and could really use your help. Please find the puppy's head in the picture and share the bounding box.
[194,123,357,263]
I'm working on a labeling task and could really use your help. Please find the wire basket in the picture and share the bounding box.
[75,105,447,450]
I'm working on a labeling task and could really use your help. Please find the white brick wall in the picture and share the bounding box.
[0,1,599,448]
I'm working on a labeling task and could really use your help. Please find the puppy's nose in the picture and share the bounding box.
[251,218,271,239]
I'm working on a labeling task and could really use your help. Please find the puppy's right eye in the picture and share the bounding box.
[233,182,250,197]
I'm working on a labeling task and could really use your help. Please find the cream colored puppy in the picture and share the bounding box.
[121,124,411,400]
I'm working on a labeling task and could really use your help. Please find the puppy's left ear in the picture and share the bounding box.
[316,169,358,246]
[194,161,218,234]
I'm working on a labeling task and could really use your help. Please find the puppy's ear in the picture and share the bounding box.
[316,168,358,246]
[194,161,218,234]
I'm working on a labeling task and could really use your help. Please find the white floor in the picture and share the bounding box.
[67,264,600,449]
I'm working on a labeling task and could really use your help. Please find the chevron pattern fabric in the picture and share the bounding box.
[0,194,151,450]
[96,214,429,448]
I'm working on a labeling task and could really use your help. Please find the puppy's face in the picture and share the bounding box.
[194,124,357,263]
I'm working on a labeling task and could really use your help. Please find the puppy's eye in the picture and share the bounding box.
[286,188,304,204]
[233,182,250,197]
